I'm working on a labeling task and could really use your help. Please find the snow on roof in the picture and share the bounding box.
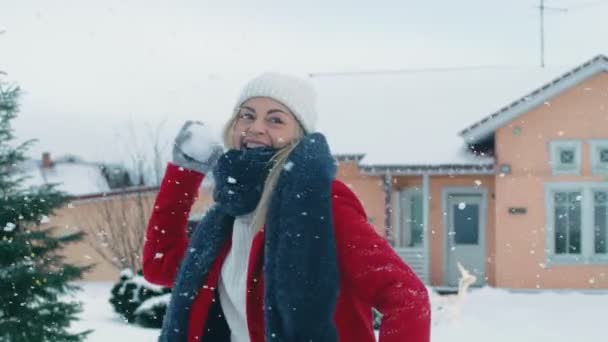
[311,65,571,166]
[20,159,111,196]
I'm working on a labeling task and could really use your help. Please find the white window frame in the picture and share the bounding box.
[549,140,582,176]
[589,139,608,175]
[545,182,608,265]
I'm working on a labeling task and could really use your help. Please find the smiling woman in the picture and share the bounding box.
[142,72,430,342]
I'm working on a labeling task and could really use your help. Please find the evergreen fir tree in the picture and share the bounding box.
[0,82,92,341]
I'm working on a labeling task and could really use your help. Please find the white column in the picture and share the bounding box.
[422,174,430,284]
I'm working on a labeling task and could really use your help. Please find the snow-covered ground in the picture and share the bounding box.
[70,282,159,342]
[72,282,607,341]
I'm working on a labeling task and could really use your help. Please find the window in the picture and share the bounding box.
[553,191,581,254]
[594,191,608,254]
[589,140,608,174]
[549,140,581,175]
[453,202,480,245]
[397,189,424,248]
[546,184,608,265]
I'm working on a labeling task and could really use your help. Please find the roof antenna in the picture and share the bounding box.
[538,0,567,68]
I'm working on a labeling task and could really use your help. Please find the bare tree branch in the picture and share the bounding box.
[74,190,157,271]
[72,118,170,272]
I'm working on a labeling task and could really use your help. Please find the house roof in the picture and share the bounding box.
[311,63,569,168]
[459,54,608,143]
[19,156,111,196]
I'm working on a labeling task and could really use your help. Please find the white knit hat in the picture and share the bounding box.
[234,72,318,133]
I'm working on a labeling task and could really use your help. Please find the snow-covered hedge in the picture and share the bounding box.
[109,269,171,328]
[134,293,172,327]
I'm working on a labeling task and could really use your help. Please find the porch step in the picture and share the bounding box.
[396,248,429,284]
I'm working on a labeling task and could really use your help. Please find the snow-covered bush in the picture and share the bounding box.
[109,269,171,327]
[134,293,172,328]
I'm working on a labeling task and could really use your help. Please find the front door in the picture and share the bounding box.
[446,193,486,287]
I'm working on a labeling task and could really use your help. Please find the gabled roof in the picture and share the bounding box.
[459,55,608,143]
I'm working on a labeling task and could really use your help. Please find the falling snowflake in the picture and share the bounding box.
[458,202,467,210]
[40,215,50,224]
[154,253,164,259]
[227,177,237,184]
[283,161,295,171]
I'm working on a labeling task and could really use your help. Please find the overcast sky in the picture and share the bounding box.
[1,0,607,163]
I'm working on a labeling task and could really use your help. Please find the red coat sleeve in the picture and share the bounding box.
[142,163,204,287]
[331,181,431,342]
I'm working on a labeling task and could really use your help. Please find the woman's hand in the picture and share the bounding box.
[172,120,223,174]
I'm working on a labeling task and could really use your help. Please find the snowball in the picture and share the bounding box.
[180,122,221,161]
[3,222,16,232]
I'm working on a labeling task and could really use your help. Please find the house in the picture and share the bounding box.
[313,55,608,289]
[47,55,608,289]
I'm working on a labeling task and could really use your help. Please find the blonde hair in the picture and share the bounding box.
[222,108,305,232]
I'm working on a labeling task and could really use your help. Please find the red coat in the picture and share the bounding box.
[143,163,430,341]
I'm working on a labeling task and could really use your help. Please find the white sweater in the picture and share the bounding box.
[218,214,257,342]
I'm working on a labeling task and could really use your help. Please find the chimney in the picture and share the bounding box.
[42,152,54,168]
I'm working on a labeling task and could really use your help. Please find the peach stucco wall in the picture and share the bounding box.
[335,162,385,234]
[51,188,214,281]
[494,72,608,288]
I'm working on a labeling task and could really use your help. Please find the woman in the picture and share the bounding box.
[143,73,430,342]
